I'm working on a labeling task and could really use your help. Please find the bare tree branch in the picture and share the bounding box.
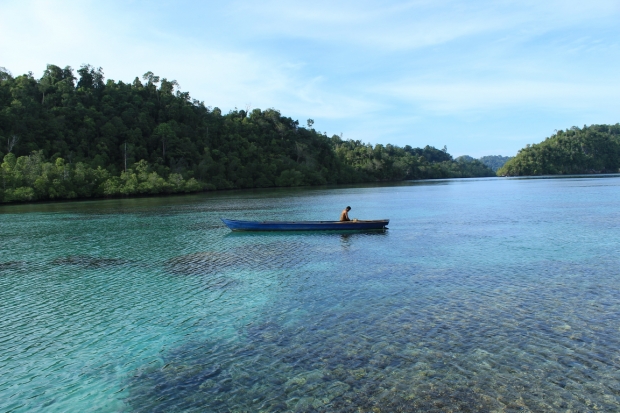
[7,135,18,153]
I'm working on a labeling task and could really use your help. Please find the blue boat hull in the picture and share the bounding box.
[221,219,389,231]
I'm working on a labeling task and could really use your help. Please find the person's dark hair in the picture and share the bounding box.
[346,206,351,210]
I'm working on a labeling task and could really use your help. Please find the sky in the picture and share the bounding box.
[1,0,619,157]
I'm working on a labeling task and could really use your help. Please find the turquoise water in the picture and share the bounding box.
[1,176,620,412]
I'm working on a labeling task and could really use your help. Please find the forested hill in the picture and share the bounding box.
[498,124,620,176]
[479,155,513,172]
[0,64,494,203]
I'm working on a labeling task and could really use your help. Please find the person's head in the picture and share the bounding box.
[346,206,351,211]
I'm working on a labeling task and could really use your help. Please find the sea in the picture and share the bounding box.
[1,175,619,412]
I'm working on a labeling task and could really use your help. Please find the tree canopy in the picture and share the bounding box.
[498,125,620,176]
[0,64,495,203]
[479,155,513,172]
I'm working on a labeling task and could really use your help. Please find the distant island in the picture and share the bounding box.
[455,155,513,172]
[499,124,620,176]
[478,155,513,172]
[0,64,496,203]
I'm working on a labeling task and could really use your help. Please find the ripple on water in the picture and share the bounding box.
[0,260,26,272]
[3,177,620,413]
[165,240,316,276]
[186,222,223,231]
[165,251,239,275]
[51,255,131,268]
[125,258,620,412]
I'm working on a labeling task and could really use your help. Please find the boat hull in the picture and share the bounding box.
[221,219,389,231]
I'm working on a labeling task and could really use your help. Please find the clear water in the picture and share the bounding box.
[1,176,620,412]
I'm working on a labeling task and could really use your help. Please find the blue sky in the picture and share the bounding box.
[2,0,619,157]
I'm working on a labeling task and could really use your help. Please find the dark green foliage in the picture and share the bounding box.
[498,125,620,176]
[0,64,495,203]
[332,139,495,181]
[479,155,513,172]
[452,155,499,177]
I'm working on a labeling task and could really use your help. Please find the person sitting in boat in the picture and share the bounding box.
[339,206,351,221]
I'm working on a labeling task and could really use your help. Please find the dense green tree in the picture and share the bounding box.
[0,64,496,203]
[498,125,620,176]
[479,155,513,172]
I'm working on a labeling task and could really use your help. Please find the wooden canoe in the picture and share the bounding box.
[221,218,389,231]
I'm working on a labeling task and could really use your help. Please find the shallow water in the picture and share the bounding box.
[1,176,620,412]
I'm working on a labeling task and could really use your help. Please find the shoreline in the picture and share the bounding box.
[0,175,500,207]
[5,172,620,207]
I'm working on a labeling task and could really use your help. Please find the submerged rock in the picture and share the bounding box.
[125,259,620,412]
[0,261,26,272]
[51,255,130,268]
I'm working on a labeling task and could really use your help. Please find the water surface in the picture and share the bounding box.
[1,176,619,412]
